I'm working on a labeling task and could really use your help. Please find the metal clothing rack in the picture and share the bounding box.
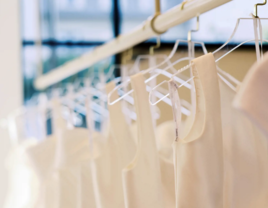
[34,0,232,90]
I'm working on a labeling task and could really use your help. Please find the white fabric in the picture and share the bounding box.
[8,51,268,208]
[27,128,101,208]
[26,135,58,208]
[25,99,100,208]
[55,128,100,208]
[90,81,136,208]
[220,77,268,208]
[122,72,168,208]
[4,140,39,208]
[234,52,268,137]
[169,53,224,208]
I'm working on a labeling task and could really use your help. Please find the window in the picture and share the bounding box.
[22,0,113,101]
[21,0,268,101]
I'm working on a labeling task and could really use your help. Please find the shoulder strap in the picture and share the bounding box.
[178,53,221,143]
[130,73,158,157]
[192,53,221,120]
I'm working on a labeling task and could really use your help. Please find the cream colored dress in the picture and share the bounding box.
[169,53,224,208]
[4,140,39,208]
[122,72,169,208]
[234,52,268,137]
[52,96,103,208]
[129,120,177,208]
[28,99,99,208]
[26,135,58,208]
[90,81,136,208]
[220,77,268,208]
[56,128,102,208]
[26,128,101,208]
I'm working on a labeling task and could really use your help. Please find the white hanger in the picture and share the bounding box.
[130,37,181,75]
[146,0,268,104]
[107,39,207,103]
[149,36,268,105]
[151,40,268,105]
[62,68,156,122]
[108,0,268,107]
[107,14,207,110]
[100,62,183,117]
[101,45,192,117]
[104,1,199,118]
[56,63,151,124]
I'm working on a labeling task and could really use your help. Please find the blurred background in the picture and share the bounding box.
[21,0,268,101]
[0,0,268,206]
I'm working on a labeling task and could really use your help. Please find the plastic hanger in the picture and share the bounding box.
[107,13,207,107]
[100,60,184,117]
[52,62,146,125]
[108,1,268,106]
[64,72,156,122]
[105,0,202,118]
[130,37,180,75]
[149,37,268,105]
[17,82,106,129]
[149,27,268,105]
[148,0,268,103]
[107,53,192,115]
[108,41,207,104]
[101,41,192,117]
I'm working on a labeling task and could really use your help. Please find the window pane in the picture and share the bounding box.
[21,0,113,41]
[22,45,95,100]
[56,0,113,41]
[120,0,268,43]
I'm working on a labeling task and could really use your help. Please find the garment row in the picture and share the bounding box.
[4,52,268,208]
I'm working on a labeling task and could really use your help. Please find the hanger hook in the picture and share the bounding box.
[181,1,187,10]
[150,36,161,55]
[150,0,167,35]
[253,0,267,18]
[122,48,133,64]
[181,0,194,10]
[154,0,161,16]
[180,1,199,42]
[126,48,133,62]
[188,15,199,42]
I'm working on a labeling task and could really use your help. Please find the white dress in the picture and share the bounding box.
[122,72,167,208]
[4,140,39,208]
[220,76,268,208]
[234,52,268,137]
[169,53,224,208]
[27,99,99,208]
[90,81,136,208]
[26,135,58,208]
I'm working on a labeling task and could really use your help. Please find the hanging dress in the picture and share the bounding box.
[233,52,268,137]
[219,73,268,208]
[90,81,136,208]
[169,53,224,208]
[122,72,165,208]
[4,139,39,208]
[25,98,102,208]
[26,135,58,208]
[54,97,106,208]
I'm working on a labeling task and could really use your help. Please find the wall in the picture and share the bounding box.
[0,0,22,206]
